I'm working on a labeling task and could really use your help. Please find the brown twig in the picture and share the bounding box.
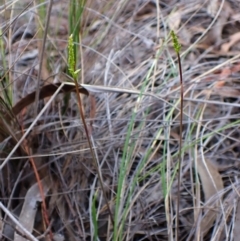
[19,108,53,240]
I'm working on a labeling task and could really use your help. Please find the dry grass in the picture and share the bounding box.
[1,0,240,240]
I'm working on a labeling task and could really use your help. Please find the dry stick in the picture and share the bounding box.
[21,138,53,240]
[34,0,53,118]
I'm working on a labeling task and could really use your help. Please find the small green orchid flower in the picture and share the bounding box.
[171,30,181,54]
[68,34,81,79]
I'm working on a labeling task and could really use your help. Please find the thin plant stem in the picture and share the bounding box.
[72,76,114,226]
[171,31,183,241]
[176,50,183,241]
[34,0,53,117]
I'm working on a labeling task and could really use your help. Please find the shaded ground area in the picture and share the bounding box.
[1,0,240,240]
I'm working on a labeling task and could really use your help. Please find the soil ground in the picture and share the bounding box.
[1,0,240,240]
